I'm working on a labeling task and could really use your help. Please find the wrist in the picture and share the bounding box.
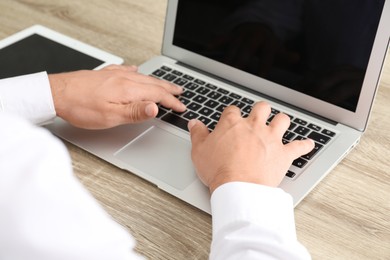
[48,74,67,118]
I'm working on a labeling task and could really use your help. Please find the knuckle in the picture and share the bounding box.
[127,105,143,121]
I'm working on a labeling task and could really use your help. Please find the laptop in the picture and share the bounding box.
[47,0,389,214]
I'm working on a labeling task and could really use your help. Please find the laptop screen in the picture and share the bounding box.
[173,0,385,112]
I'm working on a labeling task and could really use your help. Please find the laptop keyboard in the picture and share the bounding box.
[150,65,337,179]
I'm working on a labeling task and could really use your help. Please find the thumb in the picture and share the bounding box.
[124,102,158,123]
[188,119,209,146]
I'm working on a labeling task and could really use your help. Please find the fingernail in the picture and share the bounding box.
[188,119,197,130]
[145,103,156,117]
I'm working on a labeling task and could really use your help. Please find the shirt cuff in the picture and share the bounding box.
[210,182,298,240]
[0,72,56,125]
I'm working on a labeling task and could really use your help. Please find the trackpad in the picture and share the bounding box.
[114,126,196,190]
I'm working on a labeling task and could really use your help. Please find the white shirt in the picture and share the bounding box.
[0,72,311,259]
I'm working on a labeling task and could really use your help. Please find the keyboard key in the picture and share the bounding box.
[243,105,252,114]
[205,83,218,90]
[161,113,189,131]
[183,74,194,80]
[152,69,166,77]
[216,104,227,112]
[172,70,183,76]
[308,123,321,132]
[161,66,172,71]
[242,98,254,105]
[199,107,214,116]
[288,122,297,131]
[271,108,280,114]
[194,79,205,85]
[211,112,221,121]
[229,93,241,99]
[208,121,217,130]
[182,90,196,99]
[307,132,331,145]
[196,87,210,95]
[187,102,202,111]
[232,100,246,109]
[185,82,199,90]
[217,88,229,94]
[193,95,207,104]
[293,158,308,168]
[302,142,323,160]
[198,116,211,125]
[183,111,199,120]
[163,74,177,82]
[178,97,191,106]
[294,126,310,136]
[293,118,308,126]
[157,107,168,118]
[322,129,336,137]
[219,96,234,105]
[173,78,188,86]
[204,100,219,108]
[283,131,296,141]
[207,91,222,99]
[286,170,296,178]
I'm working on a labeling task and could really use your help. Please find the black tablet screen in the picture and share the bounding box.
[0,34,104,79]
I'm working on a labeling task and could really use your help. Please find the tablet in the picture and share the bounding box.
[0,25,123,79]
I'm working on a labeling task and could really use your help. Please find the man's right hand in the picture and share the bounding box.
[188,102,314,194]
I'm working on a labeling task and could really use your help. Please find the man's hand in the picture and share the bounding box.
[188,102,314,194]
[49,65,186,129]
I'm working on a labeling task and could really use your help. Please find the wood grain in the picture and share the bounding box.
[1,0,389,259]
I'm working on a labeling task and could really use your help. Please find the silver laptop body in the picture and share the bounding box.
[48,0,390,213]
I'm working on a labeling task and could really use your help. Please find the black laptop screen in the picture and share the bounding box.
[173,0,385,112]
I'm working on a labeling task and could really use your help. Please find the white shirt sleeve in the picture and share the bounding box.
[0,73,309,259]
[0,114,143,260]
[0,72,56,124]
[210,182,311,260]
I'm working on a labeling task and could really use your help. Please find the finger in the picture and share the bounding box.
[118,65,138,72]
[118,101,158,124]
[215,105,241,130]
[284,139,315,160]
[118,81,186,112]
[268,112,291,138]
[126,73,183,96]
[157,93,187,112]
[247,101,271,125]
[188,119,209,147]
[102,64,138,72]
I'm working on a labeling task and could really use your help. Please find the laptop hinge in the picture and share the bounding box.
[176,61,338,126]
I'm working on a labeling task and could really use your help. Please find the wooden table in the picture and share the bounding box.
[1,0,389,259]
